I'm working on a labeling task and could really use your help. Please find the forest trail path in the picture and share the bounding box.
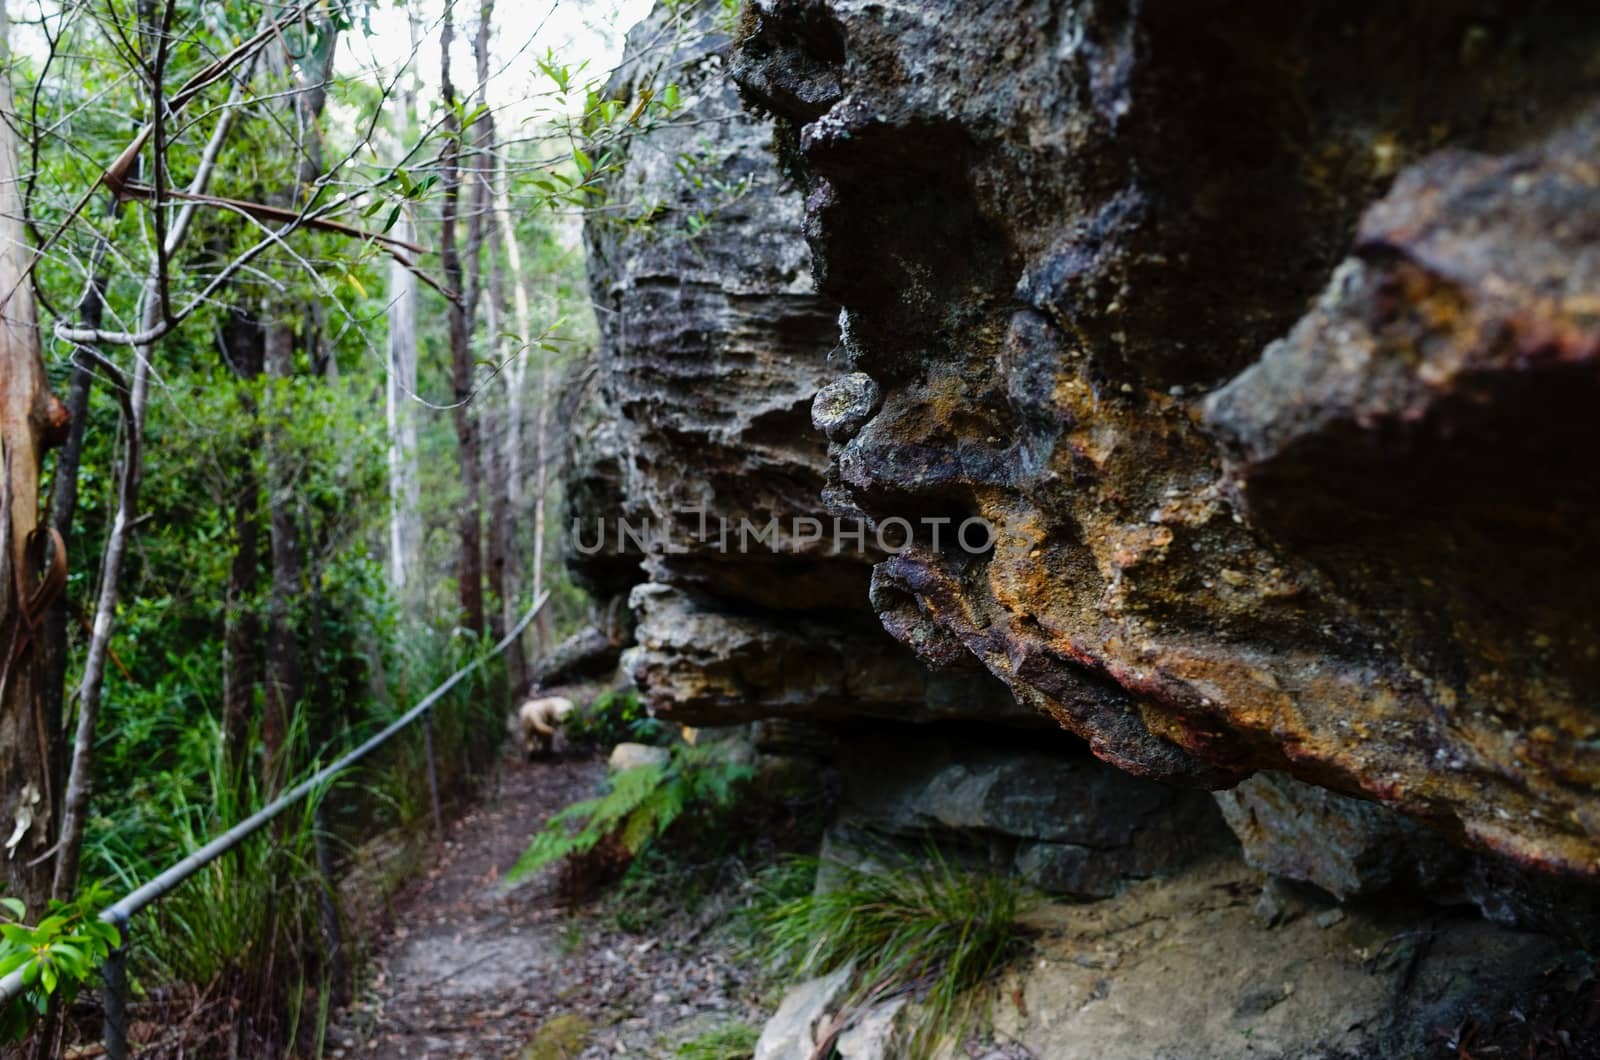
[328,751,762,1059]
[330,752,603,1058]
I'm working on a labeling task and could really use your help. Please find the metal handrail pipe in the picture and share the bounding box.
[0,592,546,1008]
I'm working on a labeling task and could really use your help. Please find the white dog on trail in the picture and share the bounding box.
[514,695,575,759]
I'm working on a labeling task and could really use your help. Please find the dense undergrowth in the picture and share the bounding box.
[63,619,529,1055]
[517,705,1038,1055]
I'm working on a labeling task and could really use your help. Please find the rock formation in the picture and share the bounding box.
[574,1,1038,731]
[557,1,1600,1053]
[568,0,1219,898]
[734,0,1600,879]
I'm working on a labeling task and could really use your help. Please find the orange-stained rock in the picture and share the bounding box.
[737,0,1600,876]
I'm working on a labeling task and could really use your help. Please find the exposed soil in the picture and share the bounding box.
[328,751,772,1059]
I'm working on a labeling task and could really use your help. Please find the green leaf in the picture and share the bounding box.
[47,943,83,965]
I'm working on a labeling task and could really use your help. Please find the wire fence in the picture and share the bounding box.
[2,592,548,1059]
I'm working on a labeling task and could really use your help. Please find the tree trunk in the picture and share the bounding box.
[261,319,300,789]
[441,4,485,636]
[0,0,64,912]
[221,309,265,766]
[485,202,523,691]
[495,176,551,657]
[471,0,518,691]
[386,25,424,617]
[386,207,423,612]
[260,15,339,788]
[53,4,256,902]
[39,288,96,842]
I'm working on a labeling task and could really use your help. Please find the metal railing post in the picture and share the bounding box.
[422,707,444,837]
[312,800,345,1001]
[102,912,130,1060]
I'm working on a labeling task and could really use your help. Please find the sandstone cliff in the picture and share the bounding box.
[556,2,1600,1053]
[735,0,1600,880]
[566,0,1219,899]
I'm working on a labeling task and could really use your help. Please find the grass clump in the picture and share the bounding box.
[673,1020,760,1059]
[758,852,1034,1051]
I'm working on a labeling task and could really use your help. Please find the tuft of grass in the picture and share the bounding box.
[673,1020,760,1059]
[757,851,1034,1050]
[88,711,332,1052]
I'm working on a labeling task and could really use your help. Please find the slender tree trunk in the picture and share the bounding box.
[486,212,523,691]
[470,0,516,692]
[39,293,95,836]
[0,0,64,912]
[54,42,256,899]
[530,324,553,655]
[52,343,147,904]
[221,309,264,765]
[494,178,550,656]
[386,24,423,617]
[57,61,242,896]
[386,207,423,612]
[260,16,339,789]
[441,4,485,635]
[495,181,529,523]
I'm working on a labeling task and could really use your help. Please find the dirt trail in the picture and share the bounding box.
[329,752,766,1059]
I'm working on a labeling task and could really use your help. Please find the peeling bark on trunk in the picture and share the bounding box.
[0,0,62,911]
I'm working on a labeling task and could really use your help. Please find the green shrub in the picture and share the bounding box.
[757,852,1034,1051]
[563,688,670,749]
[505,744,752,886]
[0,887,121,1043]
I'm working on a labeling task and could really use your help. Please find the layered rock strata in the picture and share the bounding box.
[735,0,1600,877]
[576,1,1036,731]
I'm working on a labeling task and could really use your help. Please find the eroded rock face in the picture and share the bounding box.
[579,1,1032,729]
[1216,772,1466,901]
[827,725,1232,898]
[736,1,1600,874]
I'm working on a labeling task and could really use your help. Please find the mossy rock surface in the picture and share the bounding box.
[518,1013,593,1060]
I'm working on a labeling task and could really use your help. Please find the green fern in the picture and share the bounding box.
[506,745,752,885]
